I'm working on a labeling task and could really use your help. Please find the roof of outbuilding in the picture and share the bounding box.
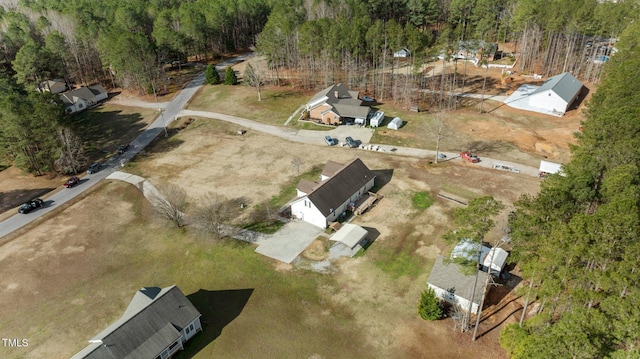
[72,286,200,359]
[427,256,489,306]
[305,158,375,216]
[530,72,583,103]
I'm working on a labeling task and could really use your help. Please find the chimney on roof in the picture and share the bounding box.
[334,90,339,98]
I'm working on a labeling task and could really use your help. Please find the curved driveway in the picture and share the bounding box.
[0,53,537,240]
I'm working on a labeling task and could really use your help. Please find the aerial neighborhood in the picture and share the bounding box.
[0,1,638,359]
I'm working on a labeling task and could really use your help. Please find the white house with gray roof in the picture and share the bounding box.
[291,158,375,228]
[60,84,108,114]
[71,285,202,359]
[427,256,489,314]
[504,72,583,117]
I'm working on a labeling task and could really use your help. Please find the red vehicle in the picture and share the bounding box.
[64,176,80,188]
[460,151,480,163]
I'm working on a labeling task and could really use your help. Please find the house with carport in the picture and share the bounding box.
[305,84,371,125]
[291,158,375,229]
[71,285,202,359]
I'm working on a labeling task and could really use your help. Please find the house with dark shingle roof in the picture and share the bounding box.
[71,285,202,359]
[290,158,375,228]
[305,84,371,125]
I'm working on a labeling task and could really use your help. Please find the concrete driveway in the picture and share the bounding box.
[255,221,323,264]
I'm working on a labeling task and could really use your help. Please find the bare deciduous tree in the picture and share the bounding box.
[151,183,188,228]
[243,61,264,101]
[55,127,87,174]
[191,192,242,240]
[425,111,449,164]
[292,156,303,176]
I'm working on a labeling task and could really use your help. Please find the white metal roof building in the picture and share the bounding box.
[539,160,564,175]
[504,72,583,117]
[330,223,368,249]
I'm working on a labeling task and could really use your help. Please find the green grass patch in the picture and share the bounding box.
[372,225,425,278]
[188,85,311,127]
[269,165,323,208]
[242,220,285,234]
[412,191,434,210]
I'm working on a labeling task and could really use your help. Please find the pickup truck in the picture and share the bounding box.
[460,151,480,163]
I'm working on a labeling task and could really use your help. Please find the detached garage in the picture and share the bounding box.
[330,223,368,250]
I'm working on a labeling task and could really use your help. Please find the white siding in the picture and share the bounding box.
[428,283,480,314]
[529,90,568,114]
[291,198,327,228]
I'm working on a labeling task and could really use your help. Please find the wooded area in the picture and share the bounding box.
[502,21,640,358]
[1,2,640,356]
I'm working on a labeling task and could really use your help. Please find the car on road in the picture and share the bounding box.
[345,136,358,148]
[18,198,44,214]
[117,144,130,154]
[324,135,337,146]
[362,96,375,102]
[87,162,102,174]
[64,176,80,188]
[460,151,480,163]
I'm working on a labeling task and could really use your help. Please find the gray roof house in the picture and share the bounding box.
[60,84,109,114]
[305,84,371,125]
[71,285,202,359]
[291,158,375,228]
[504,72,583,117]
[427,256,490,315]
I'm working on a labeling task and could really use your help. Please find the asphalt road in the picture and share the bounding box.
[0,52,537,241]
[0,56,251,241]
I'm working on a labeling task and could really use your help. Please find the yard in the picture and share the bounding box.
[0,118,540,359]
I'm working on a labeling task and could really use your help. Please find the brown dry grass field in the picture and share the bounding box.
[0,56,587,358]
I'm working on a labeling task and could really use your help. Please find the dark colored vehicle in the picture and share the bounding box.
[64,176,80,188]
[18,198,44,214]
[324,135,337,146]
[460,151,480,163]
[345,136,358,148]
[361,96,375,102]
[87,162,102,174]
[117,144,130,154]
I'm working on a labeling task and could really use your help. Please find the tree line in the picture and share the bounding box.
[501,21,640,358]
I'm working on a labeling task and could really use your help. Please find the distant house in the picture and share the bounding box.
[60,84,108,114]
[37,79,67,94]
[427,256,490,314]
[291,158,375,228]
[71,285,202,359]
[305,84,371,125]
[393,47,411,58]
[504,72,584,117]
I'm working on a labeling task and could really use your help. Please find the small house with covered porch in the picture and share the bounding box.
[305,84,371,125]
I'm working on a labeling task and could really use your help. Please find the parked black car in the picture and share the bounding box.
[18,198,44,214]
[345,136,358,148]
[87,162,102,174]
[117,144,130,154]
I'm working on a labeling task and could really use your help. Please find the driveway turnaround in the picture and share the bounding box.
[255,221,323,263]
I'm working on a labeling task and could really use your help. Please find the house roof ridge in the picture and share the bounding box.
[305,158,359,197]
[91,285,178,341]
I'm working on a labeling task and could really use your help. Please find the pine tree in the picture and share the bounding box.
[224,67,237,85]
[418,288,444,321]
[205,64,220,85]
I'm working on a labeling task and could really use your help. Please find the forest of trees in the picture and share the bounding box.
[501,21,640,358]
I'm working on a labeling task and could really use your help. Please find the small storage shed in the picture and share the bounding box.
[481,247,509,275]
[370,111,384,127]
[451,239,488,263]
[387,117,403,130]
[330,223,368,249]
[539,160,564,176]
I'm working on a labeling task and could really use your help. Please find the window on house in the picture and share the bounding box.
[190,323,194,330]
[186,327,190,335]
[169,340,180,350]
[79,103,84,108]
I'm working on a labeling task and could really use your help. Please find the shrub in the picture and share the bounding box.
[224,67,237,85]
[418,288,444,320]
[205,64,220,85]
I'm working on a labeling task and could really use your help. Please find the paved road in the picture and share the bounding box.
[0,52,537,240]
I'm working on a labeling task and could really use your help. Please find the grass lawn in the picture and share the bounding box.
[0,182,373,359]
[64,103,158,161]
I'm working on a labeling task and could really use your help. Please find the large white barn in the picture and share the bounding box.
[504,72,583,117]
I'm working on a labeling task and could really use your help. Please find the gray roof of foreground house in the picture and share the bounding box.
[427,256,489,306]
[304,158,375,216]
[71,285,201,359]
[530,72,583,103]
